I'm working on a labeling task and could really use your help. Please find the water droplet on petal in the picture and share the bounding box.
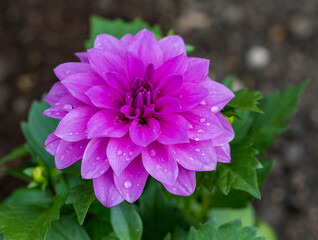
[189,157,194,161]
[200,118,206,123]
[211,106,219,112]
[194,137,200,141]
[149,149,157,158]
[124,180,132,189]
[200,100,206,105]
[117,150,123,156]
[197,129,205,133]
[206,122,211,126]
[63,104,73,111]
[195,148,200,152]
[128,151,133,156]
[96,157,101,161]
[125,157,130,161]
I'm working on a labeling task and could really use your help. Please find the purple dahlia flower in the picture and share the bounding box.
[44,29,235,207]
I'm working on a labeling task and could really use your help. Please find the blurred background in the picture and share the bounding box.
[0,0,317,239]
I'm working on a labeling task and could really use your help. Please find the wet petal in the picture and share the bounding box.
[157,113,189,145]
[93,169,124,207]
[86,85,123,110]
[55,139,89,169]
[105,72,130,92]
[142,141,178,185]
[44,82,68,105]
[107,134,144,176]
[125,51,146,84]
[155,96,181,114]
[55,106,98,142]
[74,52,89,63]
[54,62,94,81]
[62,72,105,105]
[184,57,210,83]
[212,113,235,146]
[129,118,160,147]
[94,34,125,58]
[170,140,217,171]
[44,132,60,155]
[159,35,186,61]
[215,143,231,163]
[156,74,183,96]
[81,138,110,179]
[163,165,196,196]
[121,34,134,45]
[87,109,129,138]
[114,156,148,203]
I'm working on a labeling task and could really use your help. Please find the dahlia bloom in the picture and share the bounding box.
[44,29,234,207]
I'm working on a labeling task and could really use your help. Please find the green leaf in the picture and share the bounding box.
[66,182,96,225]
[200,143,262,199]
[111,202,143,240]
[21,96,59,167]
[185,44,195,54]
[85,16,163,48]
[0,145,29,165]
[137,181,182,240]
[228,89,263,113]
[256,220,276,240]
[4,188,53,206]
[47,216,91,240]
[0,196,64,240]
[187,219,261,240]
[222,75,234,90]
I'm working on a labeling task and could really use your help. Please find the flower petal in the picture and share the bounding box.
[54,63,94,81]
[159,35,186,61]
[74,52,89,63]
[94,34,125,58]
[86,85,123,110]
[129,118,160,147]
[114,156,148,203]
[125,51,146,83]
[173,83,209,112]
[55,139,89,169]
[163,165,196,196]
[128,29,163,68]
[88,48,126,78]
[155,96,181,114]
[142,141,178,185]
[181,105,224,141]
[55,106,98,142]
[215,143,231,163]
[93,169,124,208]
[121,34,134,45]
[156,74,183,96]
[44,82,68,105]
[87,109,129,138]
[44,132,60,155]
[170,140,217,171]
[184,57,210,83]
[200,78,235,112]
[107,134,144,176]
[157,113,189,145]
[212,113,235,146]
[81,138,110,179]
[105,72,130,92]
[62,73,105,105]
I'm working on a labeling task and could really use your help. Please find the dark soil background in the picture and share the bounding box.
[0,0,317,239]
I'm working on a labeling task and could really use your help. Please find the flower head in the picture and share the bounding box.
[44,29,235,207]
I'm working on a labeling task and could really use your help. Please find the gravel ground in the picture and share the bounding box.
[0,0,317,239]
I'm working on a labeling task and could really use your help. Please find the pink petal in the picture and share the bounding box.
[62,73,105,105]
[88,48,126,78]
[55,106,98,142]
[94,34,125,58]
[44,132,60,155]
[93,169,124,208]
[129,118,160,147]
[156,74,183,96]
[44,82,68,105]
[55,139,89,169]
[200,78,235,112]
[87,109,129,138]
[157,113,189,145]
[86,85,123,110]
[105,72,130,92]
[163,165,196,196]
[170,140,217,171]
[74,52,89,63]
[212,113,235,146]
[173,83,209,112]
[54,63,94,81]
[181,105,224,141]
[107,134,144,176]
[114,156,148,203]
[121,34,134,45]
[125,51,146,83]
[184,57,210,83]
[128,29,163,68]
[215,143,231,163]
[81,138,110,179]
[159,35,186,61]
[142,141,178,185]
[155,96,181,114]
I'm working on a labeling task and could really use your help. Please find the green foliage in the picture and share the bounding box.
[0,145,29,165]
[110,202,143,240]
[66,182,96,225]
[228,89,264,113]
[85,16,163,49]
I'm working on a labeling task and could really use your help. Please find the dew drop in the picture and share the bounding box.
[200,100,206,105]
[195,148,200,152]
[125,157,130,161]
[200,118,206,123]
[194,137,200,141]
[117,150,123,156]
[211,106,219,112]
[149,149,157,158]
[124,181,132,189]
[128,151,133,156]
[56,112,61,115]
[96,157,101,161]
[189,157,194,161]
[69,133,73,136]
[206,122,211,126]
[202,153,206,156]
[103,132,108,136]
[197,129,205,133]
[63,104,73,111]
